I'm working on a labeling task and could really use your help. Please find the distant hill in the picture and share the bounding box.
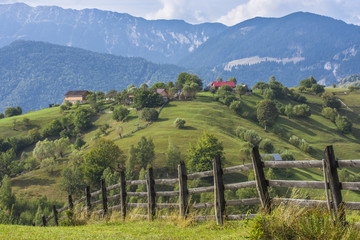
[0,41,184,113]
[0,3,226,64]
[338,74,360,88]
[179,12,360,86]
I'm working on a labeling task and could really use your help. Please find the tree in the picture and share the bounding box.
[284,104,293,119]
[187,132,224,172]
[126,145,136,182]
[0,150,16,181]
[216,77,223,82]
[218,84,233,96]
[113,106,130,122]
[292,104,311,118]
[33,139,56,161]
[263,88,275,100]
[322,92,341,109]
[4,106,22,118]
[174,118,186,129]
[311,84,325,94]
[136,136,155,169]
[224,95,236,106]
[165,140,181,174]
[141,108,159,121]
[74,137,86,150]
[259,139,274,153]
[335,115,352,134]
[0,175,15,210]
[235,85,247,98]
[150,82,166,90]
[133,89,164,109]
[175,72,202,91]
[86,92,98,110]
[244,129,262,146]
[60,167,86,195]
[257,99,279,130]
[42,119,63,137]
[74,108,93,132]
[54,137,70,158]
[299,76,317,88]
[81,138,125,186]
[210,87,216,96]
[253,82,268,95]
[0,113,4,119]
[228,77,237,85]
[96,91,105,101]
[321,107,338,122]
[229,101,242,115]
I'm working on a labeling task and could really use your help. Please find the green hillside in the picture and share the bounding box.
[2,88,359,205]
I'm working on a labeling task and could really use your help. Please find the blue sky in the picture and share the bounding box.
[1,0,359,26]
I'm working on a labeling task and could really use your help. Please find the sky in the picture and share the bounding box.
[0,0,359,26]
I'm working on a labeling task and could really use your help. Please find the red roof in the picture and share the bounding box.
[212,81,235,88]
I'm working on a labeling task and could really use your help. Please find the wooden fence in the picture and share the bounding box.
[40,145,360,226]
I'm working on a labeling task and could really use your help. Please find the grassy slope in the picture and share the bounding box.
[0,220,247,240]
[6,90,360,203]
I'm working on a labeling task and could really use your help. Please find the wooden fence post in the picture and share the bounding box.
[41,214,47,227]
[178,161,188,218]
[85,186,92,215]
[213,155,226,226]
[52,205,58,226]
[324,145,345,223]
[101,179,108,216]
[120,170,127,220]
[68,195,73,211]
[251,146,271,213]
[147,167,156,221]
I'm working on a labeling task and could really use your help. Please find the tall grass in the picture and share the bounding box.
[246,204,360,240]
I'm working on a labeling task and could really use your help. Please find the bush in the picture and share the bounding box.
[259,139,274,153]
[322,92,341,109]
[321,107,338,122]
[174,118,186,129]
[112,106,130,122]
[299,139,312,153]
[335,115,352,134]
[141,108,159,121]
[229,101,243,115]
[293,104,311,118]
[280,150,295,160]
[289,135,301,146]
[224,95,236,106]
[235,127,247,140]
[244,129,262,146]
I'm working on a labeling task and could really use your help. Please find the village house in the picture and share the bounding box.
[64,90,90,104]
[210,81,236,90]
[154,89,169,100]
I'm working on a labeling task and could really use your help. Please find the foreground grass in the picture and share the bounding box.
[0,220,247,240]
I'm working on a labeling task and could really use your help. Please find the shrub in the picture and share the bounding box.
[322,92,341,109]
[259,139,274,153]
[229,101,243,115]
[235,127,247,140]
[224,95,236,106]
[293,104,311,118]
[244,129,262,146]
[280,150,295,160]
[141,108,159,121]
[335,115,352,134]
[289,135,301,146]
[321,107,338,122]
[299,139,312,153]
[113,106,130,122]
[174,118,186,129]
[74,138,86,150]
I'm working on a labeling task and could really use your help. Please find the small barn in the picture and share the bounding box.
[211,81,236,90]
[64,90,90,104]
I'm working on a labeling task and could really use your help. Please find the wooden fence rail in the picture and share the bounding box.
[40,145,360,226]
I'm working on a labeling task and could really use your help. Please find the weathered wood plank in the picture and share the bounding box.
[341,182,360,191]
[126,180,147,185]
[74,196,86,206]
[90,190,102,197]
[187,170,213,180]
[147,168,156,221]
[264,161,322,168]
[268,180,326,189]
[344,202,360,210]
[178,161,189,218]
[57,206,69,214]
[252,146,271,213]
[223,164,253,174]
[272,198,328,207]
[192,202,215,209]
[324,145,345,223]
[127,192,147,197]
[127,203,147,208]
[226,198,261,206]
[224,181,257,190]
[157,203,179,209]
[107,183,120,191]
[337,160,360,168]
[156,191,179,197]
[188,186,214,194]
[107,194,121,202]
[92,199,102,207]
[196,215,216,221]
[213,155,225,226]
[154,178,179,185]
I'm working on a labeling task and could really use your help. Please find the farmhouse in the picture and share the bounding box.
[211,81,236,90]
[154,89,169,99]
[64,90,90,104]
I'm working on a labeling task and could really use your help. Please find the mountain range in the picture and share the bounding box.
[0,3,360,112]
